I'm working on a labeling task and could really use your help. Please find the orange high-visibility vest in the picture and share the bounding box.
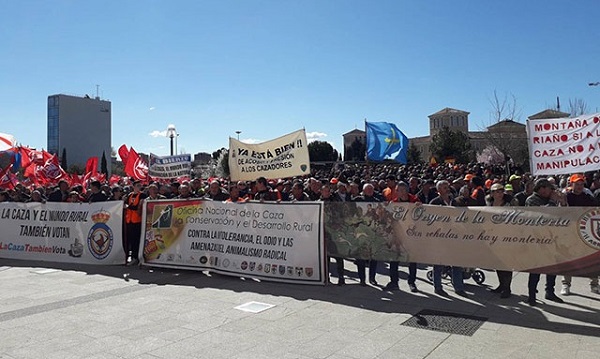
[125,193,143,224]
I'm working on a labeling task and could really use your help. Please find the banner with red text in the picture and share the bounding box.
[325,202,600,276]
[228,129,311,181]
[0,202,124,265]
[140,200,325,284]
[527,113,600,175]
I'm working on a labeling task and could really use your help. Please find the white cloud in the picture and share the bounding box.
[306,131,327,142]
[149,107,156,111]
[149,130,167,138]
[240,138,263,144]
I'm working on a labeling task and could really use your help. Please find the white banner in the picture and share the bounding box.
[140,200,326,285]
[149,153,192,179]
[527,113,600,175]
[0,202,125,265]
[228,129,311,181]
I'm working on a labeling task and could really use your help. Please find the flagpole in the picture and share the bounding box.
[364,119,371,181]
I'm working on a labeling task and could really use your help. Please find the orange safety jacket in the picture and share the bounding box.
[125,192,143,224]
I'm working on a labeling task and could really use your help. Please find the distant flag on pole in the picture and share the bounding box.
[0,132,16,151]
[365,121,409,163]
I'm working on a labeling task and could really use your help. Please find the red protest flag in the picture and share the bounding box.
[19,146,34,169]
[109,174,121,186]
[124,147,148,182]
[0,164,16,189]
[118,144,129,164]
[39,154,67,184]
[85,157,99,178]
[41,149,53,163]
[70,172,83,188]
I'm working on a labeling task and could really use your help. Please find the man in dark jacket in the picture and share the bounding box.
[526,178,566,306]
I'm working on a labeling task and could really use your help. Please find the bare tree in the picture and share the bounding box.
[480,90,529,172]
[568,98,589,117]
[546,97,588,117]
[489,90,522,124]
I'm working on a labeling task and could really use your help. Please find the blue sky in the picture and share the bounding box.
[1,1,599,156]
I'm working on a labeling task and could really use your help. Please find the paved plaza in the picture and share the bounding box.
[1,259,599,359]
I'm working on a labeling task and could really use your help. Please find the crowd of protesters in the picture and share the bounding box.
[1,161,600,304]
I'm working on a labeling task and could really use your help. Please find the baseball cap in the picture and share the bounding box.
[490,183,504,192]
[485,179,493,189]
[569,174,585,183]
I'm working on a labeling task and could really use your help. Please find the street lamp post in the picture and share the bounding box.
[166,124,177,156]
[235,131,241,140]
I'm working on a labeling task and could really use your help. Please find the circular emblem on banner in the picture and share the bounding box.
[87,210,114,260]
[578,209,600,250]
[87,222,114,260]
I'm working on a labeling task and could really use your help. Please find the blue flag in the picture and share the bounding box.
[365,121,408,163]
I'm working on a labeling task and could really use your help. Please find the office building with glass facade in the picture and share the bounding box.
[47,94,111,172]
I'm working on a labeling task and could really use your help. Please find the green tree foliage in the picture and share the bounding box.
[111,161,125,176]
[344,138,366,161]
[429,127,474,163]
[407,142,422,165]
[68,164,84,174]
[308,141,339,162]
[101,151,108,175]
[212,147,227,161]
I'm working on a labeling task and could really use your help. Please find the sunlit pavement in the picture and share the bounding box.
[1,259,599,359]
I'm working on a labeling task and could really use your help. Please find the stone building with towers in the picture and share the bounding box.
[343,107,531,164]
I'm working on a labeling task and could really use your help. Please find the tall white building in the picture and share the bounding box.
[47,94,111,171]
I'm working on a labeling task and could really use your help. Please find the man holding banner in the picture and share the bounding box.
[561,174,599,295]
[526,178,566,306]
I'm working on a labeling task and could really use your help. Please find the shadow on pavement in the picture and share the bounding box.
[2,258,600,338]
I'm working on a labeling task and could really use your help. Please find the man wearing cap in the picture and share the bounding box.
[561,174,599,295]
[205,180,230,201]
[190,178,205,197]
[525,178,567,305]
[146,183,166,200]
[509,174,523,193]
